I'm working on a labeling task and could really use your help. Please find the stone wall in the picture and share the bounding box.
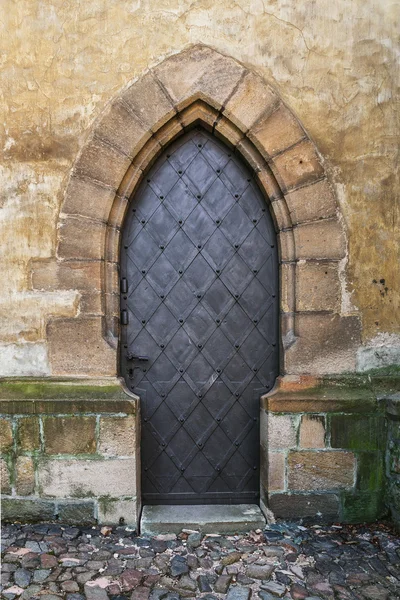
[260,378,392,523]
[0,1,398,526]
[1,374,399,526]
[0,0,399,375]
[0,380,141,527]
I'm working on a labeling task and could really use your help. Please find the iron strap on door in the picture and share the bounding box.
[120,128,279,505]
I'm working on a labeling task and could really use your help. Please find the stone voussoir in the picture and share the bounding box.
[223,70,278,132]
[271,140,325,191]
[153,45,246,111]
[249,102,305,159]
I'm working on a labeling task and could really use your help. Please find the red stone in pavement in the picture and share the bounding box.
[131,586,150,600]
[290,583,308,599]
[143,574,160,587]
[120,568,144,591]
[107,583,122,595]
[40,553,58,568]
[61,580,80,592]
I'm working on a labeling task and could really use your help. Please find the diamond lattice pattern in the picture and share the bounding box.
[120,128,279,504]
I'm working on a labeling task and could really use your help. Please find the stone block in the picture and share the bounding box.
[341,491,386,523]
[141,504,265,535]
[272,141,324,190]
[99,416,137,456]
[277,230,296,262]
[58,216,106,261]
[294,219,345,260]
[105,225,122,263]
[265,414,298,449]
[153,45,245,111]
[1,499,55,523]
[0,458,11,493]
[268,492,339,520]
[17,417,40,451]
[271,198,292,230]
[330,415,386,450]
[214,115,244,149]
[299,415,326,448]
[113,163,142,202]
[249,104,305,158]
[179,101,219,131]
[268,452,286,491]
[288,450,356,490]
[97,498,138,526]
[38,457,136,497]
[62,176,116,221]
[296,262,341,312]
[122,71,176,131]
[43,416,97,454]
[285,179,337,224]
[280,263,295,313]
[285,314,362,374]
[97,99,152,159]
[57,501,96,524]
[356,452,384,491]
[47,317,116,376]
[0,418,13,451]
[154,119,183,151]
[224,71,278,131]
[32,259,102,297]
[236,137,264,172]
[256,168,282,202]
[74,137,132,189]
[15,456,35,495]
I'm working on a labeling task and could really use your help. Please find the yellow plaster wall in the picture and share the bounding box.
[0,0,399,374]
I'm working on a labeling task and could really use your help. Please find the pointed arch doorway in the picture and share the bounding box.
[120,127,279,505]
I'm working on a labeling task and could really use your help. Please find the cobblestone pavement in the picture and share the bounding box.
[1,521,399,600]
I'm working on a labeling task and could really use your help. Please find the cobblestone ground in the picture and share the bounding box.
[1,521,399,600]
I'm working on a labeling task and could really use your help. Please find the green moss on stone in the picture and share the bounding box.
[57,501,96,524]
[1,498,55,523]
[98,494,119,515]
[361,365,400,377]
[341,491,387,523]
[0,378,129,400]
[356,452,385,491]
[0,399,136,416]
[330,415,386,450]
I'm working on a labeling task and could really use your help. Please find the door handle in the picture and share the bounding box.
[126,353,149,361]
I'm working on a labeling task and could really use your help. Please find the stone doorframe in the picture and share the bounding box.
[32,44,360,377]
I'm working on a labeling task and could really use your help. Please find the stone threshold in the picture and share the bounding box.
[140,504,266,535]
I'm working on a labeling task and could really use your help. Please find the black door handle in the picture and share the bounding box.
[126,353,149,361]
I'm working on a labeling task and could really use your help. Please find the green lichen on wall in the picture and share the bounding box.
[341,492,387,523]
[98,494,120,516]
[0,379,128,400]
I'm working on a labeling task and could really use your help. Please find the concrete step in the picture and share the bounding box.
[140,504,266,535]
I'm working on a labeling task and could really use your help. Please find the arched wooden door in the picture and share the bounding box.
[120,128,279,505]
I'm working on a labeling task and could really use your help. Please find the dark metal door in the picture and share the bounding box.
[120,128,279,505]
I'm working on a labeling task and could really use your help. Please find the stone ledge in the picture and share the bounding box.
[0,378,135,414]
[0,399,136,415]
[262,388,379,414]
[0,378,128,399]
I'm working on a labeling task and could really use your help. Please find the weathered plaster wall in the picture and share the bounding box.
[0,0,399,375]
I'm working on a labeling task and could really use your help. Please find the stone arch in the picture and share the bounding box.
[33,45,360,377]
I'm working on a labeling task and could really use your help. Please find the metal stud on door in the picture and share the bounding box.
[120,128,279,505]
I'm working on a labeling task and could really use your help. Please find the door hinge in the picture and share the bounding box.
[121,309,129,325]
[120,278,128,294]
